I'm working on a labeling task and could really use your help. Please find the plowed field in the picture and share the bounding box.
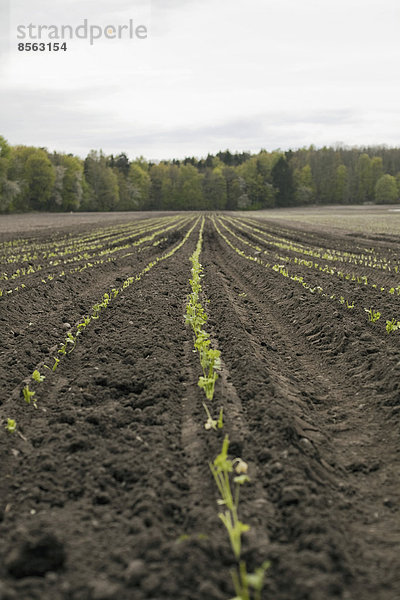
[0,212,399,600]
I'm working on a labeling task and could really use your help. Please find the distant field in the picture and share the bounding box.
[0,211,177,236]
[0,210,399,600]
[244,204,400,235]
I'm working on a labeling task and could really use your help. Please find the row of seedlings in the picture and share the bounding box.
[185,217,270,600]
[226,217,400,297]
[0,216,189,297]
[3,218,199,434]
[214,217,400,334]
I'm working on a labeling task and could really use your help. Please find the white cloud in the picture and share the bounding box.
[0,0,399,159]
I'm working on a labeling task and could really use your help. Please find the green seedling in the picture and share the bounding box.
[77,316,90,332]
[386,319,399,333]
[23,385,36,407]
[231,560,271,600]
[32,369,45,383]
[5,418,17,433]
[217,407,224,429]
[59,332,76,356]
[198,347,221,400]
[365,307,381,323]
[198,372,219,401]
[209,435,250,560]
[203,403,224,431]
[210,435,270,599]
[58,343,67,356]
[66,332,76,353]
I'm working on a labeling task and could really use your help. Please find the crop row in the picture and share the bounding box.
[222,217,400,299]
[2,217,197,415]
[0,216,190,297]
[0,216,180,272]
[185,217,223,429]
[0,215,168,263]
[239,216,399,272]
[0,216,142,252]
[213,217,400,335]
[185,220,269,599]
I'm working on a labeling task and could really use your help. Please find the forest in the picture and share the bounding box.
[0,135,400,213]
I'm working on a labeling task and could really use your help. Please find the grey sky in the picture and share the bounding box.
[0,0,399,160]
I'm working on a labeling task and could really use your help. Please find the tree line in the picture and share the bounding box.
[1,135,400,213]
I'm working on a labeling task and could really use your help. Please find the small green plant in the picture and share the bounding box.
[365,307,381,322]
[77,316,90,332]
[204,404,224,431]
[66,332,76,352]
[23,385,36,407]
[386,319,399,333]
[5,418,17,433]
[58,343,67,356]
[231,560,271,600]
[58,332,76,356]
[32,369,45,383]
[210,436,269,600]
[198,347,221,401]
[209,435,250,560]
[217,407,224,429]
[177,532,209,544]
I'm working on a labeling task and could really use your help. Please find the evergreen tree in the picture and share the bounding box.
[271,156,295,207]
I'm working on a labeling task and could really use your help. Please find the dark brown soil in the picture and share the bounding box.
[0,213,399,600]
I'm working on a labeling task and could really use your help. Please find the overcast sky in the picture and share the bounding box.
[0,0,399,160]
